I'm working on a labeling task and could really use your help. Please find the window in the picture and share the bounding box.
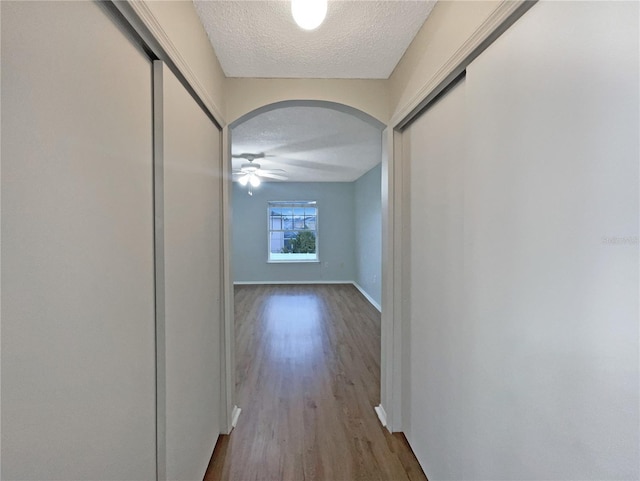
[268,201,318,262]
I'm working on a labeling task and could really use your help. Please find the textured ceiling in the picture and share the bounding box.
[231,106,383,182]
[193,0,436,79]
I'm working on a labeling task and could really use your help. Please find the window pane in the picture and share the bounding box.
[268,201,317,262]
[283,214,293,230]
[293,230,316,253]
[305,216,316,230]
[270,216,281,230]
[283,231,297,252]
[293,207,305,229]
[270,231,285,253]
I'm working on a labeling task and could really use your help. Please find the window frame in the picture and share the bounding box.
[267,200,319,263]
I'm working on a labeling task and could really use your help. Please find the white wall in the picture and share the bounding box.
[233,182,356,283]
[354,164,382,308]
[404,2,639,479]
[159,62,223,481]
[1,2,156,478]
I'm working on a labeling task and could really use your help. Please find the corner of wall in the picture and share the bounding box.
[125,0,228,125]
[388,0,503,123]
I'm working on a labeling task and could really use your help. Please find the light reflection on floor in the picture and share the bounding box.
[264,294,322,363]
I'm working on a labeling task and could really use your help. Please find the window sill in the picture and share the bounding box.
[267,260,320,264]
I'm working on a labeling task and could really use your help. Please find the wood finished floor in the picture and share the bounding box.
[204,284,427,481]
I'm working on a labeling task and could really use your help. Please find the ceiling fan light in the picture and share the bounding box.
[249,174,261,187]
[238,174,249,186]
[291,0,327,31]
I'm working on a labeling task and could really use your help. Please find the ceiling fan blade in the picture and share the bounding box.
[232,152,266,160]
[273,157,345,173]
[259,168,286,174]
[257,171,288,180]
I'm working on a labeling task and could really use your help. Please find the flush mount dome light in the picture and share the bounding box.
[291,0,327,30]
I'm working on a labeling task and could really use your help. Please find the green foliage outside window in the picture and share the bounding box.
[281,230,316,254]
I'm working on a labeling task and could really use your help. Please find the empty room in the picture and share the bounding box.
[1,1,638,480]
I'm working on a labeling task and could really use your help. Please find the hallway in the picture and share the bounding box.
[205,284,426,481]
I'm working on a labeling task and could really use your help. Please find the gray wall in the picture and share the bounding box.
[233,182,356,283]
[354,165,382,308]
[403,2,639,479]
[233,173,383,307]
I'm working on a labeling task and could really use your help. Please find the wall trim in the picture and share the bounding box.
[382,128,405,433]
[234,280,354,286]
[230,406,241,430]
[152,61,167,481]
[374,405,388,427]
[353,282,382,312]
[221,126,236,435]
[113,1,225,128]
[391,0,532,129]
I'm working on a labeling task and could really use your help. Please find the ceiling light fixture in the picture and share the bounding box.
[249,174,261,187]
[291,0,327,31]
[238,172,261,195]
[232,152,288,196]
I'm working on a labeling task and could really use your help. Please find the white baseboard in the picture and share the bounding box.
[231,405,241,429]
[374,404,387,427]
[234,280,354,285]
[234,280,382,312]
[353,282,382,312]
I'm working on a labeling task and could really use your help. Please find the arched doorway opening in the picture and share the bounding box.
[221,99,387,437]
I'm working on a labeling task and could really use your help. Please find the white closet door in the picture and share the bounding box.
[465,2,638,478]
[404,79,467,477]
[404,2,638,479]
[2,1,155,480]
[156,62,223,480]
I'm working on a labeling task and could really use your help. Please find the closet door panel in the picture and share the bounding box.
[158,63,223,480]
[404,79,467,478]
[1,2,156,479]
[463,1,638,478]
[402,2,638,479]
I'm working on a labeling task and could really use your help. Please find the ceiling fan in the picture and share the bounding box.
[232,152,288,195]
